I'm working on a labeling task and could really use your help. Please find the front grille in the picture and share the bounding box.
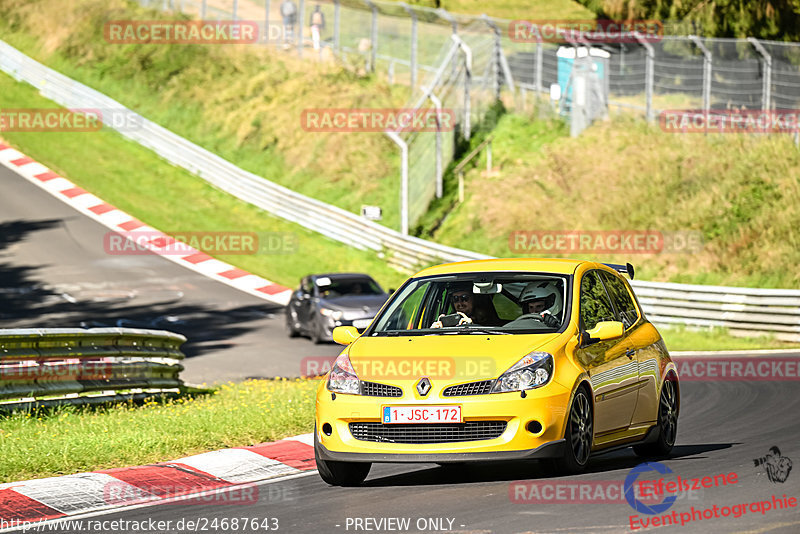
[349,421,507,444]
[442,380,494,396]
[361,381,402,397]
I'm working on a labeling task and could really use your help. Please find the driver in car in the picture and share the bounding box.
[505,282,562,328]
[430,283,502,328]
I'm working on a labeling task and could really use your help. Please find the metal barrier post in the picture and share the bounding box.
[437,9,458,78]
[634,32,655,123]
[452,34,472,141]
[690,35,712,132]
[400,3,418,91]
[232,0,238,20]
[535,41,543,98]
[481,15,502,100]
[385,131,409,235]
[201,0,207,18]
[425,89,444,198]
[748,38,772,111]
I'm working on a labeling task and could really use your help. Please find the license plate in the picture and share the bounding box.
[382,405,462,424]
[352,319,372,329]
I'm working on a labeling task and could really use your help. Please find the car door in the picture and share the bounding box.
[601,271,660,427]
[297,276,315,329]
[575,270,639,436]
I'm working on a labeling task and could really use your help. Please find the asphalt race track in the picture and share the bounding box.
[3,164,800,534]
[27,374,800,533]
[0,164,340,384]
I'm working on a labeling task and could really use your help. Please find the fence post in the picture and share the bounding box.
[426,89,444,198]
[634,32,655,123]
[201,0,207,18]
[334,0,340,52]
[364,0,378,73]
[535,41,543,98]
[748,38,772,111]
[437,9,458,78]
[481,15,502,100]
[452,34,472,141]
[232,0,238,20]
[298,0,305,58]
[690,35,712,132]
[385,131,409,235]
[399,4,418,91]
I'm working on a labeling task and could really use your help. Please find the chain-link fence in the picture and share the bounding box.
[136,0,800,231]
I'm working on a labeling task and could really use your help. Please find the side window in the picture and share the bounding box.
[580,271,616,331]
[601,271,639,329]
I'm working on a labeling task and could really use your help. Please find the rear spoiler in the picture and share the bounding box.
[603,263,635,280]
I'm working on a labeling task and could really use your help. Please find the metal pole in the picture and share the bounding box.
[385,131,409,235]
[535,41,543,98]
[201,0,207,18]
[486,140,492,171]
[452,34,472,141]
[232,0,238,21]
[437,9,458,79]
[298,0,305,58]
[334,0,340,52]
[748,37,772,111]
[398,4,418,91]
[634,32,655,123]
[690,35,712,132]
[426,89,444,198]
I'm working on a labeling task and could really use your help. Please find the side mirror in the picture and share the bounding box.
[585,321,625,344]
[388,288,395,295]
[332,326,359,346]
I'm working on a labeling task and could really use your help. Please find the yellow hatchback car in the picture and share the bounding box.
[314,259,679,486]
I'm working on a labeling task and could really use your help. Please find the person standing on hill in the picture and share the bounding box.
[280,0,297,47]
[310,5,326,51]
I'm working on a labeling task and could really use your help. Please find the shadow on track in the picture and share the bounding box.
[0,219,281,358]
[362,443,737,487]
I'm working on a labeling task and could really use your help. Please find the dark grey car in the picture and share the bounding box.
[286,273,389,343]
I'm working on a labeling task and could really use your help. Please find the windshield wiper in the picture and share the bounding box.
[453,328,510,335]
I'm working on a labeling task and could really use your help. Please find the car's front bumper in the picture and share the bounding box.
[315,380,572,463]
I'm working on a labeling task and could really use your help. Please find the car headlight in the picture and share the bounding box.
[320,307,343,321]
[491,352,553,393]
[326,352,361,395]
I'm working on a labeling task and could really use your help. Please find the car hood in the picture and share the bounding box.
[320,295,388,314]
[347,333,562,383]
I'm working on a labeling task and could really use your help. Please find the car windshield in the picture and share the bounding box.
[369,273,568,335]
[315,276,383,298]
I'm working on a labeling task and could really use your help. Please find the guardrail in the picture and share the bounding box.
[0,328,186,407]
[1,40,797,341]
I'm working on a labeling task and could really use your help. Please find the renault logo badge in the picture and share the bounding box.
[416,377,432,396]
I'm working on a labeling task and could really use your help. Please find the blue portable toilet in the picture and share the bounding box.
[557,46,610,116]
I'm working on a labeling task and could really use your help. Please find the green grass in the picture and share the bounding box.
[0,379,319,483]
[0,71,408,290]
[660,326,800,352]
[0,0,409,232]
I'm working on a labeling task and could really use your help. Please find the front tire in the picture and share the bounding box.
[553,387,593,475]
[314,432,370,486]
[634,378,678,458]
